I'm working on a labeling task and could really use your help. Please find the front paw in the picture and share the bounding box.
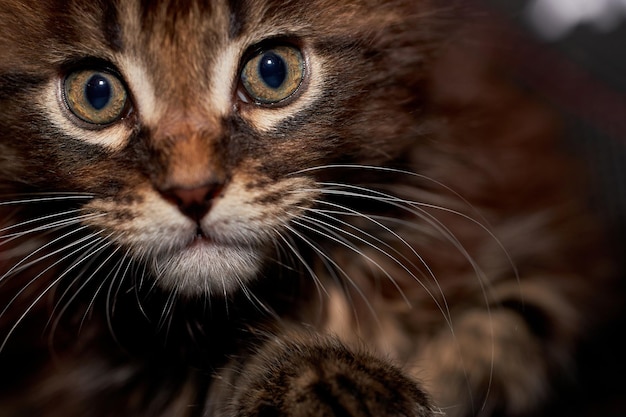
[213,336,434,417]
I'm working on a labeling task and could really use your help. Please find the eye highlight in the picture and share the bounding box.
[63,70,128,125]
[240,45,305,105]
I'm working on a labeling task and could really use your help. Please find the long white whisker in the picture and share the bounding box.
[284,223,382,330]
[0,233,105,320]
[235,268,279,320]
[72,242,123,333]
[305,200,485,389]
[308,204,441,292]
[0,194,94,206]
[294,216,412,307]
[106,248,134,344]
[46,238,119,348]
[0,224,104,284]
[319,181,519,285]
[0,209,83,234]
[275,230,329,299]
[0,213,105,252]
[282,224,365,330]
[312,186,492,296]
[295,212,396,326]
[158,290,178,338]
[363,211,493,408]
[293,164,486,222]
[133,260,152,322]
[272,229,332,322]
[0,233,105,352]
[300,208,453,330]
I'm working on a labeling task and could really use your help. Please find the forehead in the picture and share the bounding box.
[92,0,360,43]
[0,0,403,69]
[113,0,234,117]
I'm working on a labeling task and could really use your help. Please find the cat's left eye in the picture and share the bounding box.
[240,45,305,105]
[63,70,128,126]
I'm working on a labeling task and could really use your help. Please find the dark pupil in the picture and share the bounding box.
[258,52,286,89]
[84,74,111,110]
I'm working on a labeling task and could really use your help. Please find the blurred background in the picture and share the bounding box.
[462,0,626,415]
[480,0,626,252]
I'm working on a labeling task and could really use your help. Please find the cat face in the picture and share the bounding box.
[0,0,435,296]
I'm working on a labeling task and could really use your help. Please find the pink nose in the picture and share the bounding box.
[159,183,223,221]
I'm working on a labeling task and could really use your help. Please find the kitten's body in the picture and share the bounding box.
[0,1,617,416]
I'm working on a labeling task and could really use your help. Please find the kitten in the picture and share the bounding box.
[0,1,617,416]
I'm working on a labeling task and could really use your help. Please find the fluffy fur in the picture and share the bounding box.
[0,1,617,416]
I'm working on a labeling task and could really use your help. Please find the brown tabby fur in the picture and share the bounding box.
[0,1,617,416]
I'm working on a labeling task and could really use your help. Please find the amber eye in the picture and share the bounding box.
[63,70,128,125]
[240,45,305,105]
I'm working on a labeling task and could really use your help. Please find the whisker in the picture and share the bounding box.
[290,214,388,330]
[234,268,279,320]
[318,181,519,285]
[361,210,493,408]
[0,209,83,234]
[292,163,518,285]
[300,206,453,330]
[284,223,382,330]
[271,229,330,322]
[308,204,439,287]
[157,289,178,339]
[0,225,105,285]
[46,237,118,347]
[293,174,499,409]
[294,216,412,307]
[133,260,152,322]
[0,213,105,251]
[0,194,94,206]
[0,233,105,353]
[74,242,123,333]
[293,164,485,220]
[106,248,134,344]
[311,185,492,296]
[275,230,329,299]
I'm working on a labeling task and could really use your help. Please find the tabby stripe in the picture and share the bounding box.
[99,0,124,52]
[227,0,248,39]
[0,74,47,98]
[311,380,365,417]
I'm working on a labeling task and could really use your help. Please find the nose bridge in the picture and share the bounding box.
[158,107,219,141]
[154,111,225,190]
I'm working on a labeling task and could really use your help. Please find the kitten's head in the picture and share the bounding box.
[0,0,442,296]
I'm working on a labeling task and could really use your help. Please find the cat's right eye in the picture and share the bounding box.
[63,70,128,126]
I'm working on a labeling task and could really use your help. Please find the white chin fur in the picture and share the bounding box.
[150,243,262,297]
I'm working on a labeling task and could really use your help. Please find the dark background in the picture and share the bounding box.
[485,0,626,250]
[466,1,626,415]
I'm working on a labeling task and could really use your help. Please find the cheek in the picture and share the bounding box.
[208,173,318,237]
[82,184,192,247]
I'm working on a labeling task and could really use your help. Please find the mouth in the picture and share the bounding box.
[188,225,213,247]
[185,227,261,253]
[195,225,209,238]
